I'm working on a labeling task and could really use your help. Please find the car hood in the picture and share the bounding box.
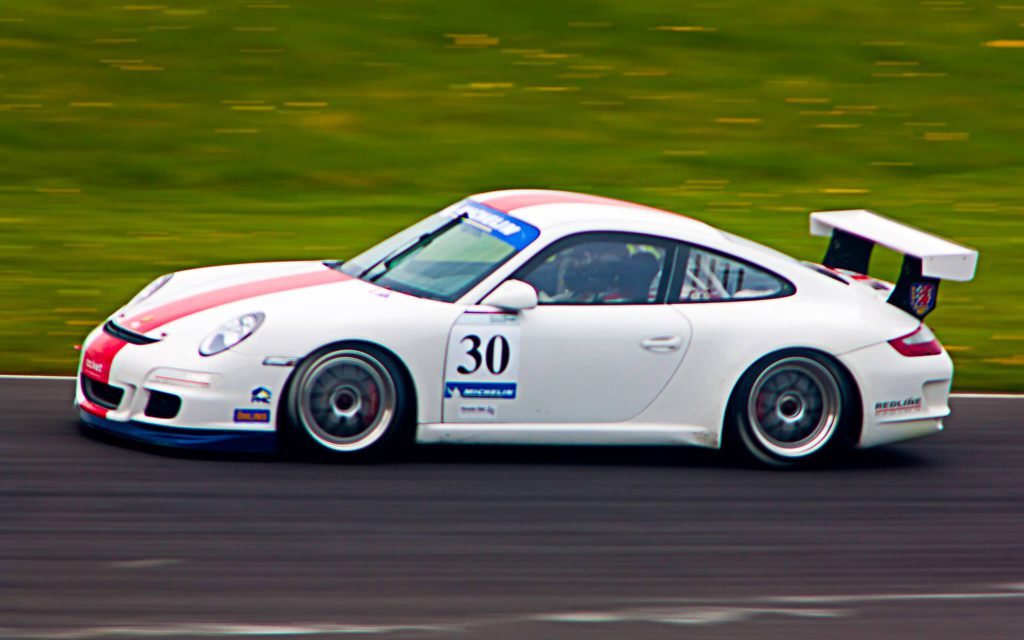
[108,261,407,340]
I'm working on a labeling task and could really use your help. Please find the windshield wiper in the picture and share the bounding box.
[359,212,467,281]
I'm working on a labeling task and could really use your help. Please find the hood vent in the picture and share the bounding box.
[103,320,161,345]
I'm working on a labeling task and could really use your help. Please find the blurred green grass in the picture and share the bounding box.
[0,1,1021,389]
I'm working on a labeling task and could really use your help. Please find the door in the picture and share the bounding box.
[443,232,692,424]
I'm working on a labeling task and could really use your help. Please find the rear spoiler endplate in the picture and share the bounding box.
[810,209,978,319]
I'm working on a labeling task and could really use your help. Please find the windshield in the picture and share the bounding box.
[340,201,540,302]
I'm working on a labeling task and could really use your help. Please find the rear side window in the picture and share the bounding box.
[674,246,793,302]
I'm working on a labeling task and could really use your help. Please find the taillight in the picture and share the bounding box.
[888,324,943,357]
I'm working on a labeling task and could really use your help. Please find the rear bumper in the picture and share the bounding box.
[79,409,277,453]
[838,341,953,448]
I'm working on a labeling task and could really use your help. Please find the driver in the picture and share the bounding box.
[541,242,628,303]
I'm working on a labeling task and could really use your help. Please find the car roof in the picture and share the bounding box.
[469,189,721,239]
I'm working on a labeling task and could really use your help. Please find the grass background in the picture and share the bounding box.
[0,0,1021,389]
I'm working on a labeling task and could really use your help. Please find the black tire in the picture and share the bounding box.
[281,343,414,461]
[726,350,857,468]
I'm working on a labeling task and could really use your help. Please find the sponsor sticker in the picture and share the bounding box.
[444,310,522,421]
[444,382,517,399]
[448,201,540,250]
[461,206,521,236]
[84,358,104,375]
[234,408,270,423]
[875,396,923,415]
[458,404,498,420]
[250,386,272,404]
[909,282,937,317]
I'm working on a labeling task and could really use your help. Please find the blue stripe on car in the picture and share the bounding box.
[80,411,277,453]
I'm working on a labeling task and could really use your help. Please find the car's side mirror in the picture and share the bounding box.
[481,280,538,312]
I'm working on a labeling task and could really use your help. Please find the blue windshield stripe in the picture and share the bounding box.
[453,200,540,251]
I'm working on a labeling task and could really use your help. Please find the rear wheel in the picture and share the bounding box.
[728,351,855,467]
[283,345,413,460]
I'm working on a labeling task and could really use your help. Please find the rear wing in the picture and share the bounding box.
[810,209,978,319]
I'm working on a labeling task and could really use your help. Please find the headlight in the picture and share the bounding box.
[199,312,265,356]
[128,274,173,307]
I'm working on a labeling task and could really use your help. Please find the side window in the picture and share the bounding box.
[677,246,791,302]
[516,234,669,305]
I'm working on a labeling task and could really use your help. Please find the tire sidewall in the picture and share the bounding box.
[280,343,414,461]
[728,349,856,468]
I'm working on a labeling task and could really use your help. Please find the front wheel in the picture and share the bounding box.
[728,351,856,467]
[283,345,413,460]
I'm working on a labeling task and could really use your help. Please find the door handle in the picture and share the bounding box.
[640,335,683,353]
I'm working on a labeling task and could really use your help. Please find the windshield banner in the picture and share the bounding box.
[449,200,540,251]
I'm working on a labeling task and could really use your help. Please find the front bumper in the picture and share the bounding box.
[79,410,277,452]
[76,323,294,453]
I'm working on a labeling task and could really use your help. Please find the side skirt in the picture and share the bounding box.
[416,422,719,448]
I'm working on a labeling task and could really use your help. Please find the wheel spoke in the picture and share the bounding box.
[746,357,842,459]
[294,351,398,452]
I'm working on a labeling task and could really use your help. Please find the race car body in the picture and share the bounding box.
[76,190,978,466]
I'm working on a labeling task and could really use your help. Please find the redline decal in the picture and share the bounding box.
[476,192,665,214]
[82,269,350,384]
[875,397,923,414]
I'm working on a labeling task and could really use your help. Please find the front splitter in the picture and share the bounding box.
[79,410,277,453]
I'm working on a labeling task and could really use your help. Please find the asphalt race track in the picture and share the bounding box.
[2,378,1023,639]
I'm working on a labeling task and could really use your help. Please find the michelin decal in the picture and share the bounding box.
[443,312,521,421]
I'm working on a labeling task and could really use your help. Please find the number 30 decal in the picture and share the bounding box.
[444,314,520,411]
[458,334,510,375]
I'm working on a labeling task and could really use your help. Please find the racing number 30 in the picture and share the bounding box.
[457,334,510,375]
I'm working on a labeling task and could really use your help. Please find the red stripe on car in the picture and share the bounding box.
[82,330,130,385]
[121,269,349,335]
[478,191,665,214]
[79,397,109,419]
[82,268,350,385]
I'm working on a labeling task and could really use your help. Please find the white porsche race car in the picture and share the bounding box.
[76,190,978,466]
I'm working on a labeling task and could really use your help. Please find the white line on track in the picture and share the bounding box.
[0,623,453,639]
[536,606,847,626]
[7,584,1024,638]
[108,558,183,570]
[769,591,1024,604]
[1,374,1022,398]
